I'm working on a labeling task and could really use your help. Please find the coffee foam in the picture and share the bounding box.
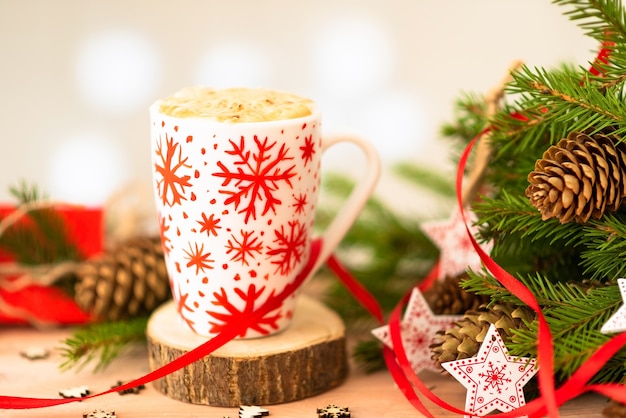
[157,87,315,122]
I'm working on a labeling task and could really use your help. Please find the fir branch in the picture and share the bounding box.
[59,316,148,372]
[474,191,582,247]
[580,213,626,280]
[439,92,488,144]
[9,181,46,203]
[463,271,625,383]
[508,282,624,383]
[506,66,626,135]
[462,270,527,307]
[553,0,626,43]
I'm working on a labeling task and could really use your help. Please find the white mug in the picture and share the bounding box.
[150,87,380,338]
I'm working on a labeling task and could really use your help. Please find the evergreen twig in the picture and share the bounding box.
[0,182,80,265]
[59,316,149,372]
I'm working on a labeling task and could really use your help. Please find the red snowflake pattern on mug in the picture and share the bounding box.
[183,242,215,274]
[175,284,196,333]
[299,134,316,166]
[212,135,297,223]
[207,284,282,336]
[154,134,192,207]
[266,220,308,276]
[197,212,222,237]
[292,193,308,215]
[158,214,172,256]
[226,230,264,266]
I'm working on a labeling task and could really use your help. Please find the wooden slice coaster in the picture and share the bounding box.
[146,295,348,407]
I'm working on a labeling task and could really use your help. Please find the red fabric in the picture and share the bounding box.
[0,205,103,325]
[0,285,91,325]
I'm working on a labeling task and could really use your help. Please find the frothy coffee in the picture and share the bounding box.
[157,87,315,123]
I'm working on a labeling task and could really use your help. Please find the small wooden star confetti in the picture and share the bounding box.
[239,405,269,417]
[83,409,116,418]
[441,324,538,418]
[19,346,50,360]
[59,385,90,399]
[421,207,493,280]
[372,286,462,374]
[111,379,146,395]
[316,404,350,418]
[601,278,626,334]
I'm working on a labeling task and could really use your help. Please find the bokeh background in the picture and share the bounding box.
[0,0,596,216]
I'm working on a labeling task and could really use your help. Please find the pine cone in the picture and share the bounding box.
[430,302,535,368]
[526,130,626,224]
[74,235,171,321]
[423,273,490,315]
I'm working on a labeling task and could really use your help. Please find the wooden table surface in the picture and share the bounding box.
[0,326,611,417]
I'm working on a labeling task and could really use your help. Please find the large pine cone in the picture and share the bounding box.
[430,302,534,368]
[526,130,626,224]
[423,273,490,315]
[74,235,171,321]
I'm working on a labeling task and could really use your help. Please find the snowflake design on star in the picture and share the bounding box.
[421,207,493,280]
[154,134,192,207]
[212,135,297,223]
[372,287,462,374]
[266,220,308,275]
[480,362,512,393]
[226,230,264,266]
[441,324,538,418]
[601,278,626,334]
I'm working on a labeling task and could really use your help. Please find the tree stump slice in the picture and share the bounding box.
[146,295,348,407]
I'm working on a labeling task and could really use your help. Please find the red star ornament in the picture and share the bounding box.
[601,278,626,334]
[371,287,462,373]
[441,324,538,418]
[421,207,493,280]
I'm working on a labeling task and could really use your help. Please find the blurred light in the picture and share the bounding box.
[47,132,129,205]
[74,28,161,114]
[357,92,425,160]
[194,41,272,88]
[312,15,395,98]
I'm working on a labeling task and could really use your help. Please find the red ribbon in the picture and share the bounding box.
[0,239,322,409]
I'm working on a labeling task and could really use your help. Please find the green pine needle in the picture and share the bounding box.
[59,316,149,373]
[0,181,80,265]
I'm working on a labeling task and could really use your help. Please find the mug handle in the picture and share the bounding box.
[312,134,381,273]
